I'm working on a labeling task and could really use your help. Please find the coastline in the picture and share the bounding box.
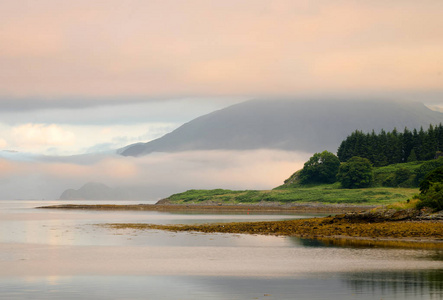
[104,216,443,249]
[38,203,443,248]
[37,203,376,214]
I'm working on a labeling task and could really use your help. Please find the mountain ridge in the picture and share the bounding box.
[120,98,443,157]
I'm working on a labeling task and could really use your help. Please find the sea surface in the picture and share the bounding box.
[0,200,442,299]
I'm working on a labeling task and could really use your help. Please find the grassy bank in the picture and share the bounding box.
[37,203,373,213]
[162,185,418,206]
[160,160,442,206]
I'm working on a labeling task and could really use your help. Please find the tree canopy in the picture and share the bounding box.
[419,166,443,194]
[416,167,443,211]
[299,151,340,184]
[337,156,373,189]
[337,124,443,167]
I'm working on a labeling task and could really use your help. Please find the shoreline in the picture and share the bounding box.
[37,203,376,213]
[104,217,443,249]
[38,203,443,248]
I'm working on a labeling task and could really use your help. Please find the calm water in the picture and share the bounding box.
[0,200,442,299]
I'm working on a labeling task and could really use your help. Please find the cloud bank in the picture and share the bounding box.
[0,98,246,155]
[1,0,442,99]
[0,150,310,200]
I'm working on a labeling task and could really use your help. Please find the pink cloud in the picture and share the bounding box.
[11,124,76,149]
[0,1,441,97]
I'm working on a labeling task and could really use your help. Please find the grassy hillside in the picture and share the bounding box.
[280,159,443,189]
[163,185,417,206]
[162,160,443,206]
[372,161,423,187]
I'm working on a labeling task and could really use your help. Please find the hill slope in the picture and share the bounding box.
[120,99,443,157]
[59,182,151,200]
[60,182,114,200]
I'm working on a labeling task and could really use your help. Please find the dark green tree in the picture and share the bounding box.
[402,127,413,162]
[337,156,373,189]
[338,124,443,166]
[419,165,443,194]
[414,157,443,186]
[416,165,443,211]
[394,167,412,186]
[407,149,417,162]
[416,126,426,160]
[386,128,402,164]
[372,133,388,167]
[437,124,443,151]
[423,124,438,160]
[299,151,340,184]
[416,182,443,211]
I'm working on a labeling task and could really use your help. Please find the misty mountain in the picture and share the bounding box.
[59,182,150,200]
[120,99,443,157]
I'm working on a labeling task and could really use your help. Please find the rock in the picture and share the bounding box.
[418,210,443,220]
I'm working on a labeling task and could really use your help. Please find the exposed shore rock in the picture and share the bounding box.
[339,207,440,222]
[37,203,375,214]
[38,202,443,247]
[102,208,443,248]
[106,216,443,248]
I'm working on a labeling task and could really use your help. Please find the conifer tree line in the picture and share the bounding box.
[337,124,443,167]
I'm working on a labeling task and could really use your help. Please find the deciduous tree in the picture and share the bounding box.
[337,156,373,189]
[299,151,340,184]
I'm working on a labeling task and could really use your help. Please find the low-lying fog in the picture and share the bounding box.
[0,150,310,201]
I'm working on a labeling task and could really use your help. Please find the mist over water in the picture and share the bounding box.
[0,150,310,200]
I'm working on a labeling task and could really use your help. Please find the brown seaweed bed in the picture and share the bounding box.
[38,203,443,248]
[104,212,443,249]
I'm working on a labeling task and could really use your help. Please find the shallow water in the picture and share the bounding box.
[0,200,442,299]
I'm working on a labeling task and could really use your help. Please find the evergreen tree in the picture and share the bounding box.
[417,126,426,160]
[402,127,413,162]
[386,128,402,164]
[376,129,389,166]
[337,124,443,167]
[407,149,417,162]
[423,124,438,160]
[437,123,443,151]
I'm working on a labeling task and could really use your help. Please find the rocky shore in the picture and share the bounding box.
[37,202,375,213]
[39,202,443,248]
[104,208,443,248]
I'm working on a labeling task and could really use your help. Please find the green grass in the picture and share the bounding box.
[373,161,423,174]
[372,161,423,187]
[164,160,443,206]
[165,186,418,206]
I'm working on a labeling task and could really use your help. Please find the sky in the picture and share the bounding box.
[0,97,246,155]
[1,0,443,155]
[0,0,442,199]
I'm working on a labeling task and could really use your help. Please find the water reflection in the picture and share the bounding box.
[289,236,443,250]
[342,270,443,299]
[291,237,330,248]
[1,272,442,300]
[0,200,442,299]
[0,200,313,247]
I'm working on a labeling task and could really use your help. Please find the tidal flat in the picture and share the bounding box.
[105,215,443,249]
